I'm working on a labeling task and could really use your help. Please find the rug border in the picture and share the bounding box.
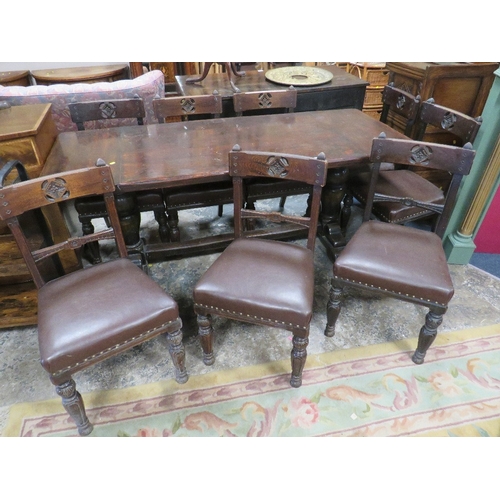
[4,323,500,437]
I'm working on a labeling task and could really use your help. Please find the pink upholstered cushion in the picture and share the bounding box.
[0,70,165,132]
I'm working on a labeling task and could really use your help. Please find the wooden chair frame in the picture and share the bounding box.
[0,160,187,435]
[194,145,328,388]
[325,134,476,365]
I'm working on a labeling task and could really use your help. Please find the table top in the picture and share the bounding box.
[42,108,406,192]
[0,103,52,141]
[0,70,30,84]
[176,65,368,98]
[31,64,128,83]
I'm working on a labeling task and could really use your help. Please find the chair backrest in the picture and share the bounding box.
[68,97,145,130]
[233,86,297,116]
[415,98,482,145]
[153,91,223,123]
[380,82,421,136]
[365,133,476,238]
[0,159,128,288]
[228,145,328,251]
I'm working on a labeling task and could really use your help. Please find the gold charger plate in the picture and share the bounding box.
[265,66,333,87]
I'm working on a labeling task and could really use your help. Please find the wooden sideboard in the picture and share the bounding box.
[385,62,499,188]
[385,62,499,143]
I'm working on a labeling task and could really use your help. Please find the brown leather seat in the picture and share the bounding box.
[325,134,476,365]
[193,146,328,388]
[0,160,188,436]
[38,258,181,376]
[194,238,315,329]
[333,220,454,306]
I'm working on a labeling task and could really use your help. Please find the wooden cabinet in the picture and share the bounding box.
[0,103,57,179]
[0,104,80,328]
[385,62,499,143]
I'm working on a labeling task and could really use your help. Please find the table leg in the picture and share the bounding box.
[319,167,349,257]
[115,192,147,270]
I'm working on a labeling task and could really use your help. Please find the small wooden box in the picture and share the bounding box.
[0,103,57,179]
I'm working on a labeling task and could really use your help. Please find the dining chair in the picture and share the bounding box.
[233,86,311,221]
[342,83,421,231]
[193,145,328,388]
[153,91,235,242]
[0,159,188,436]
[325,133,475,364]
[68,96,169,264]
[349,98,482,229]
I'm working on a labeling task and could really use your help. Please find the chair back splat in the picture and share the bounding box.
[325,133,475,367]
[415,97,482,145]
[229,145,327,250]
[380,82,421,136]
[153,90,222,123]
[233,86,297,116]
[0,160,188,436]
[68,96,145,130]
[193,146,327,389]
[366,133,476,237]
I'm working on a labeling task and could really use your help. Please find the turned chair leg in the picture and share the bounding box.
[166,328,189,384]
[290,334,309,388]
[324,283,343,337]
[218,205,224,217]
[197,313,215,366]
[55,378,93,436]
[154,209,170,242]
[412,309,443,364]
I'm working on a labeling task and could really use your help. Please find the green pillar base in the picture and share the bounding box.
[443,231,477,265]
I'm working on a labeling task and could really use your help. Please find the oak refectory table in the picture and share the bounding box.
[41,108,406,261]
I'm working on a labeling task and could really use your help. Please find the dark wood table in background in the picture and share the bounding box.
[42,108,406,261]
[175,65,368,116]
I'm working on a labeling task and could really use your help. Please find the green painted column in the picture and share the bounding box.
[443,68,500,264]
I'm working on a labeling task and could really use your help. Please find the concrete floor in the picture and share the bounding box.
[1,197,500,435]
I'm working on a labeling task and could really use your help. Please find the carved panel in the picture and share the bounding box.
[42,178,70,202]
[258,93,273,108]
[441,112,457,131]
[409,145,432,166]
[99,102,117,119]
[266,156,289,177]
[180,98,196,114]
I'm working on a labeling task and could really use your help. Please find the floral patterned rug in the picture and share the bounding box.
[5,323,500,437]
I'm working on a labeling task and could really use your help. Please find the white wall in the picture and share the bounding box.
[0,62,128,71]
